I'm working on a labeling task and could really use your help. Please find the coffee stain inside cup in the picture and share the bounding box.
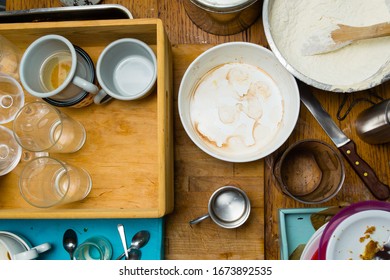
[40,51,72,91]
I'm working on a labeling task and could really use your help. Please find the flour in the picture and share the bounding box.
[269,0,390,91]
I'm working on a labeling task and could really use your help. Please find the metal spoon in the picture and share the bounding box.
[127,248,142,260]
[131,230,150,250]
[116,230,150,260]
[117,224,129,260]
[63,229,78,260]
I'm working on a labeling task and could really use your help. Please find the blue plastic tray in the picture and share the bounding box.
[279,208,326,260]
[0,218,164,260]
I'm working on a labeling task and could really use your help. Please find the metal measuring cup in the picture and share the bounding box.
[189,186,251,229]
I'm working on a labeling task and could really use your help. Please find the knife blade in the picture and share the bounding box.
[299,83,390,200]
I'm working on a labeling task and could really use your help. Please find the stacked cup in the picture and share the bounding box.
[1,34,95,208]
[4,33,159,209]
[12,101,92,208]
[0,36,24,176]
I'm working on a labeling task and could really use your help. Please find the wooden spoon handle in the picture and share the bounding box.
[332,22,390,42]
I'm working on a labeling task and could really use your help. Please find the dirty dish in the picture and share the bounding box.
[326,210,390,260]
[178,42,300,162]
[318,200,390,259]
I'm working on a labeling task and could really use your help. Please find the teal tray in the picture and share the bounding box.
[0,218,164,260]
[279,208,326,260]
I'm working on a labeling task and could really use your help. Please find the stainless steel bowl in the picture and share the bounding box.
[184,0,261,35]
[262,0,390,92]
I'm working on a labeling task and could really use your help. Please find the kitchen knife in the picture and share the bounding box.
[299,84,390,200]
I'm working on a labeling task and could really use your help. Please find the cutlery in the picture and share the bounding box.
[116,230,150,260]
[302,21,390,55]
[375,235,390,260]
[117,224,129,260]
[62,229,78,260]
[299,83,390,200]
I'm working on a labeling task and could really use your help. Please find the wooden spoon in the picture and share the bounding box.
[302,21,390,56]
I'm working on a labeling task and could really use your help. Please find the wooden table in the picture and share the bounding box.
[5,0,390,260]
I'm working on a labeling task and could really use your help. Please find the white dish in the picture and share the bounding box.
[326,210,390,260]
[178,42,300,163]
[300,223,327,260]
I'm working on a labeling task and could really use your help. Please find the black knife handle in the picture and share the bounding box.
[338,140,390,200]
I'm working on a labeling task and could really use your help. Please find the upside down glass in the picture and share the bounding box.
[19,156,92,208]
[13,101,86,153]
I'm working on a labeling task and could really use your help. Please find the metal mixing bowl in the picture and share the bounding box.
[262,0,390,93]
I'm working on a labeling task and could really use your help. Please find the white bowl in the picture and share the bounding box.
[178,42,300,162]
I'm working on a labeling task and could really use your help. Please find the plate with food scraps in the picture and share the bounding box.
[318,200,390,259]
[325,210,390,260]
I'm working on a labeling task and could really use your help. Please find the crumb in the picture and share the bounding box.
[365,226,376,235]
[360,240,380,260]
[359,226,376,243]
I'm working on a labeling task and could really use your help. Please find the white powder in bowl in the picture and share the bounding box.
[269,0,390,91]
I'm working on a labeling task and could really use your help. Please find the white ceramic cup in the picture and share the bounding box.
[94,38,157,104]
[0,231,51,260]
[19,34,98,99]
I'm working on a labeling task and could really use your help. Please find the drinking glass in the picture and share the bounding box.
[13,101,86,153]
[0,125,22,176]
[73,236,112,260]
[0,73,24,124]
[19,156,92,208]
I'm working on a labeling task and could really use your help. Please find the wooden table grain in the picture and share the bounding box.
[6,0,390,260]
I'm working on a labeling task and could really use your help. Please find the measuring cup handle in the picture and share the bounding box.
[189,213,210,225]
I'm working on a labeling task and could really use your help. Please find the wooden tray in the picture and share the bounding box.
[0,18,174,218]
